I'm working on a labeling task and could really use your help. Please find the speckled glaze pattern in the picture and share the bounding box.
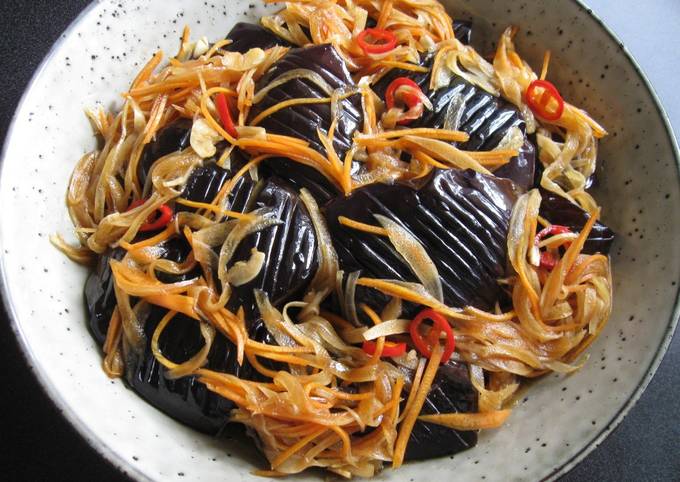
[0,0,678,481]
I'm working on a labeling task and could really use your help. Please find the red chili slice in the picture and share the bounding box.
[535,225,571,271]
[215,92,238,139]
[362,340,407,358]
[525,79,565,122]
[127,199,174,232]
[385,77,424,126]
[357,28,397,55]
[539,251,558,271]
[535,224,571,245]
[409,309,455,364]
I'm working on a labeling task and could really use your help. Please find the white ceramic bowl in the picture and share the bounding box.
[1,1,678,480]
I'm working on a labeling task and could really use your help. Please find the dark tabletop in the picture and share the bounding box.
[0,1,678,481]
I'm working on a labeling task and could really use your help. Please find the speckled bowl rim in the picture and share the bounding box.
[0,1,678,481]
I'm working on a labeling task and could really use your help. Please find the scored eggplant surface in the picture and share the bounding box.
[405,362,479,460]
[179,149,258,215]
[138,118,193,187]
[539,188,615,255]
[225,22,292,53]
[374,54,536,192]
[326,168,519,319]
[85,236,243,433]
[227,176,319,317]
[83,18,609,464]
[249,44,363,160]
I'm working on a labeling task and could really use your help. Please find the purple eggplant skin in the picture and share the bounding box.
[84,248,126,345]
[405,362,479,460]
[419,76,536,190]
[326,169,518,322]
[179,162,320,319]
[373,62,536,191]
[138,118,193,187]
[453,19,473,45]
[539,189,615,255]
[248,44,363,160]
[494,139,536,192]
[84,236,198,344]
[227,176,320,318]
[179,150,257,214]
[125,309,245,434]
[225,22,292,53]
[262,158,340,204]
[370,17,472,100]
[84,235,251,434]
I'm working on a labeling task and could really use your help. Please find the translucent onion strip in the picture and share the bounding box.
[375,214,443,302]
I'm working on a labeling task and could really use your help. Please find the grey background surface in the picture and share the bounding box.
[0,0,677,480]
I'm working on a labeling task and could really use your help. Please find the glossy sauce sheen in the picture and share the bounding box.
[405,362,478,460]
[82,18,616,464]
[248,44,363,160]
[326,169,518,319]
[228,176,319,317]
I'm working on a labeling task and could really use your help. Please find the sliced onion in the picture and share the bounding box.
[495,126,525,152]
[300,189,339,293]
[443,92,465,131]
[235,125,267,140]
[391,349,419,370]
[227,248,265,287]
[112,276,145,353]
[339,326,368,345]
[190,118,222,158]
[192,36,210,58]
[362,318,411,341]
[381,297,402,321]
[166,321,216,379]
[343,270,361,327]
[217,208,281,286]
[375,214,443,302]
[255,291,301,348]
[253,68,334,104]
[220,48,266,71]
[297,315,366,359]
[402,136,491,174]
[507,190,542,277]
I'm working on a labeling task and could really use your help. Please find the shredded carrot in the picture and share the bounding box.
[245,339,315,354]
[249,93,353,127]
[119,223,176,251]
[412,150,449,169]
[361,304,386,363]
[145,294,200,320]
[540,50,551,81]
[418,409,511,430]
[398,357,426,422]
[357,278,471,320]
[355,128,469,142]
[378,60,429,73]
[338,216,389,236]
[130,51,163,90]
[272,426,328,469]
[392,343,443,468]
[200,380,247,406]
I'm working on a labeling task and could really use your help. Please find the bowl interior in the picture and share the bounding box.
[1,1,678,481]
